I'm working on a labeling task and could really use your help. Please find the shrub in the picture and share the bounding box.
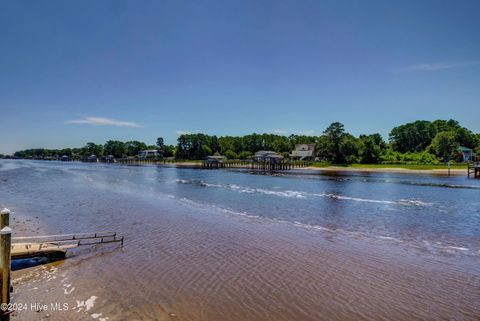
[238,151,253,159]
[225,150,238,159]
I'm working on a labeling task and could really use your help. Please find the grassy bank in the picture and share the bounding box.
[310,163,468,170]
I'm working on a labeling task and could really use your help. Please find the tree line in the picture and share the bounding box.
[10,119,480,164]
[12,140,174,160]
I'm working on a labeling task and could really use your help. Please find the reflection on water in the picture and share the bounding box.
[1,160,479,320]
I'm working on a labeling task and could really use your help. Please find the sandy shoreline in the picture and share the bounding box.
[4,159,469,177]
[126,160,468,176]
[0,206,96,321]
[305,166,466,175]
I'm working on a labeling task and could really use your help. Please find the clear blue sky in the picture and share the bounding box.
[1,0,479,154]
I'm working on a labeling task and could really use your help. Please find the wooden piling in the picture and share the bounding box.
[468,162,480,178]
[0,208,11,321]
[0,209,8,230]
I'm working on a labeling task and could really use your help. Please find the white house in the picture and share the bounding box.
[457,146,475,162]
[138,150,159,159]
[290,144,315,160]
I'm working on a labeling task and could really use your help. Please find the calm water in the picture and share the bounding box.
[0,160,479,320]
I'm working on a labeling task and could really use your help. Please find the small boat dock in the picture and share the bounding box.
[0,209,124,320]
[203,159,311,170]
[11,232,124,259]
[468,162,480,178]
[203,151,311,171]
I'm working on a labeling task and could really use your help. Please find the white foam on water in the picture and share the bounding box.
[64,286,75,295]
[444,246,469,251]
[175,179,433,205]
[170,192,478,259]
[91,313,109,320]
[377,236,400,241]
[396,199,433,206]
[76,296,98,312]
[0,161,25,172]
[313,192,398,204]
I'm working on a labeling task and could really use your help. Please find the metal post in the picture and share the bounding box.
[0,224,11,321]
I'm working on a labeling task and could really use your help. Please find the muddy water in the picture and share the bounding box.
[0,160,479,320]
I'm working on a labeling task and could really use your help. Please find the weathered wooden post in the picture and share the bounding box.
[0,208,11,321]
[0,209,8,230]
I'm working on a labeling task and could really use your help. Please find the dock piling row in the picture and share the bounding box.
[202,160,311,170]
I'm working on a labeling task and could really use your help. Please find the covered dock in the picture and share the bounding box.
[468,162,480,178]
[202,151,311,171]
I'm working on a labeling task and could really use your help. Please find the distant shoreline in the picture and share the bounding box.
[305,165,466,175]
[2,159,470,176]
[148,160,468,176]
[166,161,468,176]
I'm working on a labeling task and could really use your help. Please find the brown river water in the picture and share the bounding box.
[0,160,479,320]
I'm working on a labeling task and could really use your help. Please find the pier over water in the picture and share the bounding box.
[468,162,480,178]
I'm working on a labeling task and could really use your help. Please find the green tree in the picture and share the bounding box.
[315,135,330,161]
[454,127,476,149]
[359,134,384,163]
[82,142,104,156]
[219,136,241,154]
[389,120,436,153]
[156,137,165,158]
[272,137,291,153]
[176,135,190,159]
[104,140,126,158]
[474,134,480,155]
[428,131,459,160]
[323,122,346,163]
[288,134,317,146]
[163,145,174,158]
[202,145,212,157]
[225,150,238,159]
[390,119,475,153]
[125,141,147,156]
[59,148,73,157]
[238,151,252,159]
[432,119,460,133]
[339,134,360,164]
[176,133,214,159]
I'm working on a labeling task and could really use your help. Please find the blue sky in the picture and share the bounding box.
[1,0,479,154]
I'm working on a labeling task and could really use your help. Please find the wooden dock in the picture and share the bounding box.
[203,159,311,170]
[115,158,178,165]
[468,162,480,178]
[0,207,125,321]
[11,232,124,259]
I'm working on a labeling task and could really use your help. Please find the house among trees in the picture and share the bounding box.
[101,155,116,163]
[457,146,475,162]
[138,149,159,160]
[290,144,315,160]
[85,154,98,162]
[252,151,284,163]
